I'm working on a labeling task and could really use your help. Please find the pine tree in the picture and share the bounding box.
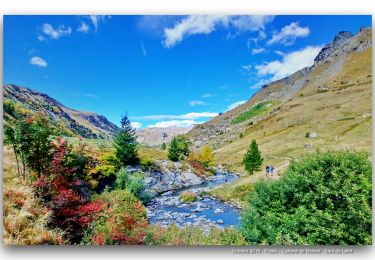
[168,137,180,162]
[161,143,166,150]
[243,139,263,175]
[113,114,139,166]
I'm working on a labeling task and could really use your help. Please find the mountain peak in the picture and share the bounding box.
[314,27,371,66]
[333,31,353,44]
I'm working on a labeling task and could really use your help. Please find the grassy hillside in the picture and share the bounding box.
[3,84,119,139]
[194,28,373,204]
[215,47,372,175]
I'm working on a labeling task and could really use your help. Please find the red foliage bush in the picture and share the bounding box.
[33,137,105,243]
[187,159,206,176]
[83,190,150,245]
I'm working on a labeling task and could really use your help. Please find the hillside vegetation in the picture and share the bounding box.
[3,84,119,139]
[188,28,372,175]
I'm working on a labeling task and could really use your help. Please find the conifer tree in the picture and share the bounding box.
[168,137,180,162]
[113,114,139,166]
[243,139,263,174]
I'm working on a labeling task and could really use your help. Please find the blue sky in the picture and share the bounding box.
[4,15,371,128]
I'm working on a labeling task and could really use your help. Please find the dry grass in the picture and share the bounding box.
[209,48,372,203]
[3,147,65,245]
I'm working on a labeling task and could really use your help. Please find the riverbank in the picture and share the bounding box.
[146,173,242,232]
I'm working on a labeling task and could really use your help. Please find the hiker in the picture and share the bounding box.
[266,165,270,176]
[270,166,274,175]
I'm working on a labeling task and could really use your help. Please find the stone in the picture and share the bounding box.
[309,132,318,138]
[214,208,223,214]
[216,219,224,224]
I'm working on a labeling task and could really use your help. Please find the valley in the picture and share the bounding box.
[2,25,372,245]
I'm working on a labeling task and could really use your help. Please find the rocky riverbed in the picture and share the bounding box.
[146,173,241,232]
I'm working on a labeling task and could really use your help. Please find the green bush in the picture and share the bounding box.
[140,156,158,172]
[180,191,197,203]
[241,151,372,245]
[115,168,152,203]
[168,135,191,161]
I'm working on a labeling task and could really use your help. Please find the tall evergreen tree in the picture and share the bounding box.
[243,139,263,175]
[168,137,180,162]
[113,114,139,166]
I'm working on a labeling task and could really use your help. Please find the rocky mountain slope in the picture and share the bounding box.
[187,27,372,173]
[136,125,194,146]
[3,84,119,139]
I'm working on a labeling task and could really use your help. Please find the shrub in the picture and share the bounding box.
[161,143,167,150]
[241,151,372,245]
[197,146,216,169]
[3,166,65,245]
[239,132,244,139]
[147,225,246,245]
[187,159,207,176]
[4,114,56,179]
[180,191,197,203]
[33,137,104,243]
[305,132,310,138]
[140,156,158,172]
[242,139,263,175]
[168,135,191,161]
[82,190,149,245]
[114,168,151,203]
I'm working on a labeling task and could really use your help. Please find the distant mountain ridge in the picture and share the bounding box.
[3,84,119,139]
[136,125,194,146]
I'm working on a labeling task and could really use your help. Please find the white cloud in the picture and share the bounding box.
[147,120,199,128]
[251,79,270,90]
[77,22,89,33]
[201,93,212,98]
[30,56,47,67]
[255,45,322,82]
[140,41,147,57]
[132,112,218,121]
[163,15,274,48]
[88,15,110,31]
[267,22,310,46]
[227,100,246,111]
[241,65,252,72]
[189,100,206,106]
[131,122,142,129]
[274,50,285,57]
[41,23,72,40]
[37,35,45,41]
[81,93,99,99]
[251,47,266,55]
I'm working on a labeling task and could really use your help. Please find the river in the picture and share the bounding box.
[146,173,242,231]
